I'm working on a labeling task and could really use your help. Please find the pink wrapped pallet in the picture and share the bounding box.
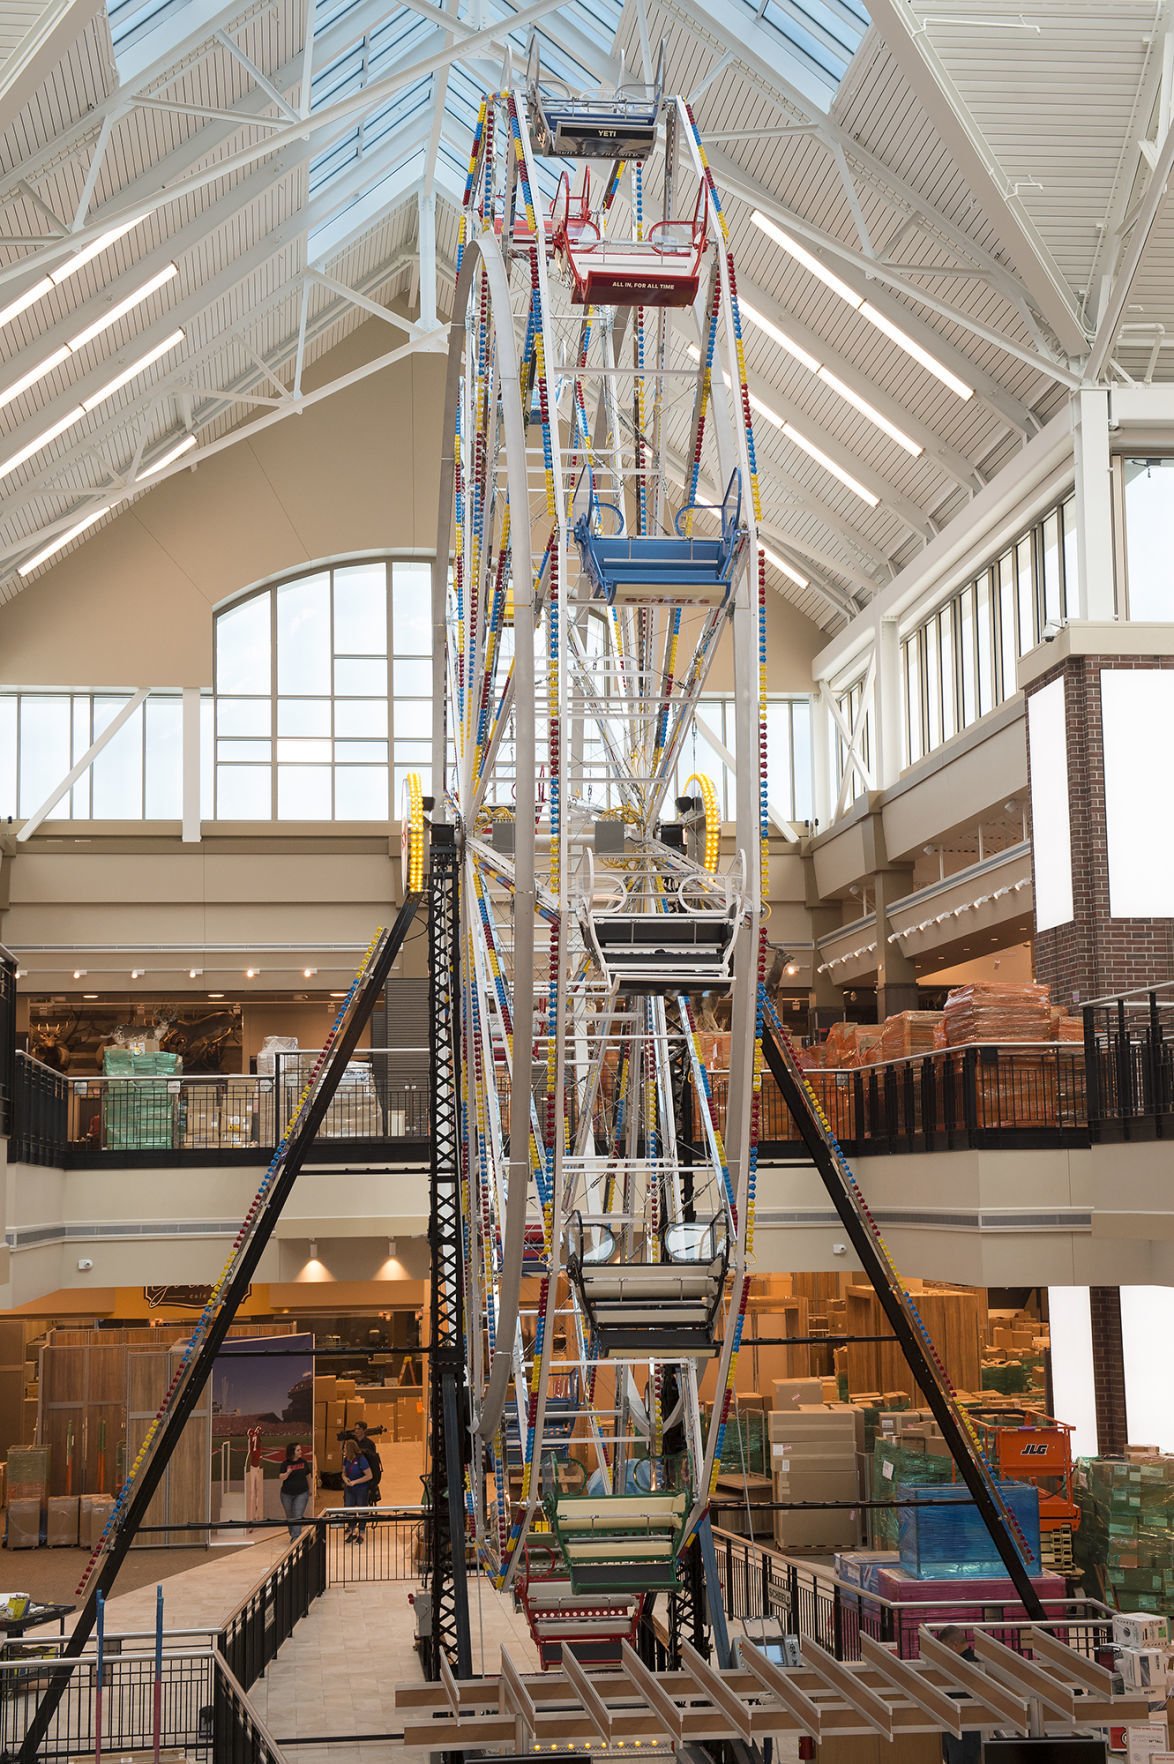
[867,1565,1068,1656]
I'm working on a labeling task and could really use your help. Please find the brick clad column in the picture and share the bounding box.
[1089,1285,1128,1456]
[1025,652,1174,1003]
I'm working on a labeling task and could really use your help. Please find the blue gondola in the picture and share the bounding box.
[572,470,746,606]
[527,38,664,161]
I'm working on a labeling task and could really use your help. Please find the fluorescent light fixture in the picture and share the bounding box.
[782,423,879,507]
[0,219,142,335]
[858,302,974,400]
[0,328,184,482]
[18,505,110,575]
[751,211,861,306]
[0,347,70,413]
[0,279,55,333]
[0,408,86,482]
[739,297,820,374]
[750,209,973,401]
[82,328,184,410]
[0,267,176,413]
[50,219,140,284]
[816,368,923,455]
[686,340,880,504]
[137,432,196,481]
[69,264,178,352]
[739,299,923,455]
[761,542,809,589]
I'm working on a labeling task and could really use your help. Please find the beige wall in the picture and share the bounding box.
[0,314,826,694]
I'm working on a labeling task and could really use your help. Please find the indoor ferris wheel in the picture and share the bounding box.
[431,44,771,1667]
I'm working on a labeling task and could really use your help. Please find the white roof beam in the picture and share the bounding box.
[0,250,421,570]
[3,323,440,587]
[0,0,568,290]
[863,0,1089,360]
[717,142,1083,399]
[1087,114,1174,380]
[712,153,1044,434]
[659,0,1042,305]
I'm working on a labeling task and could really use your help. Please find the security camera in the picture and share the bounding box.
[832,1242,848,1257]
[1042,619,1062,643]
[76,1258,94,1272]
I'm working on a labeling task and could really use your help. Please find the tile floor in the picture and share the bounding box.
[249,1556,541,1762]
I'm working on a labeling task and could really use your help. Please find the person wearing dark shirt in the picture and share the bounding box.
[278,1443,312,1539]
[341,1438,373,1542]
[337,1421,383,1508]
[938,1627,982,1764]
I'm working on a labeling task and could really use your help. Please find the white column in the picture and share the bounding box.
[1072,386,1116,620]
[182,688,202,843]
[873,615,903,790]
[811,682,833,833]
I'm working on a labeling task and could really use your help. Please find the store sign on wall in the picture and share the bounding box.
[145,1284,253,1311]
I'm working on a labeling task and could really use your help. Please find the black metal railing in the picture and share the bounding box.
[10,1049,69,1166]
[711,1528,1114,1662]
[58,1049,431,1167]
[218,1524,327,1693]
[0,943,15,1138]
[323,1505,428,1584]
[0,1646,216,1760]
[751,1041,1088,1156]
[1082,983,1174,1138]
[211,1651,291,1763]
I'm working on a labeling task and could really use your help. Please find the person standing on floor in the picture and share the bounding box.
[341,1437,372,1542]
[351,1421,383,1511]
[278,1442,312,1540]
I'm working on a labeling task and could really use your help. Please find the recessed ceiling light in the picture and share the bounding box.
[83,993,98,1000]
[329,991,346,999]
[208,992,224,998]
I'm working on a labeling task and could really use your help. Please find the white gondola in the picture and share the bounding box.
[566,1211,728,1357]
[527,38,664,161]
[582,852,741,993]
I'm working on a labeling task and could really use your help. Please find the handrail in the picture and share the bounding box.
[16,1048,69,1081]
[1082,978,1174,1008]
[218,1529,309,1635]
[214,1650,292,1763]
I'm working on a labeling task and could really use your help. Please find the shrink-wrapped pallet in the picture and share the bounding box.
[942,982,1052,1046]
[880,1011,942,1061]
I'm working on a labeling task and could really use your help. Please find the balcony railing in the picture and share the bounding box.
[10,1003,1173,1167]
[1081,982,1174,1139]
[0,943,15,1138]
[60,1048,429,1166]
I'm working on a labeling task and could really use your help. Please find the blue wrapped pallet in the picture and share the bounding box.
[897,1481,1041,1579]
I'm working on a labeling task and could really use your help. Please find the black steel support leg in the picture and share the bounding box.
[761,1025,1045,1621]
[19,896,423,1762]
[426,828,472,1681]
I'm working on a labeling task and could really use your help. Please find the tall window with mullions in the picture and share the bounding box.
[212,557,432,821]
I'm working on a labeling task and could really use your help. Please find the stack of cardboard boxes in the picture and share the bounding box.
[769,1381,863,1553]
